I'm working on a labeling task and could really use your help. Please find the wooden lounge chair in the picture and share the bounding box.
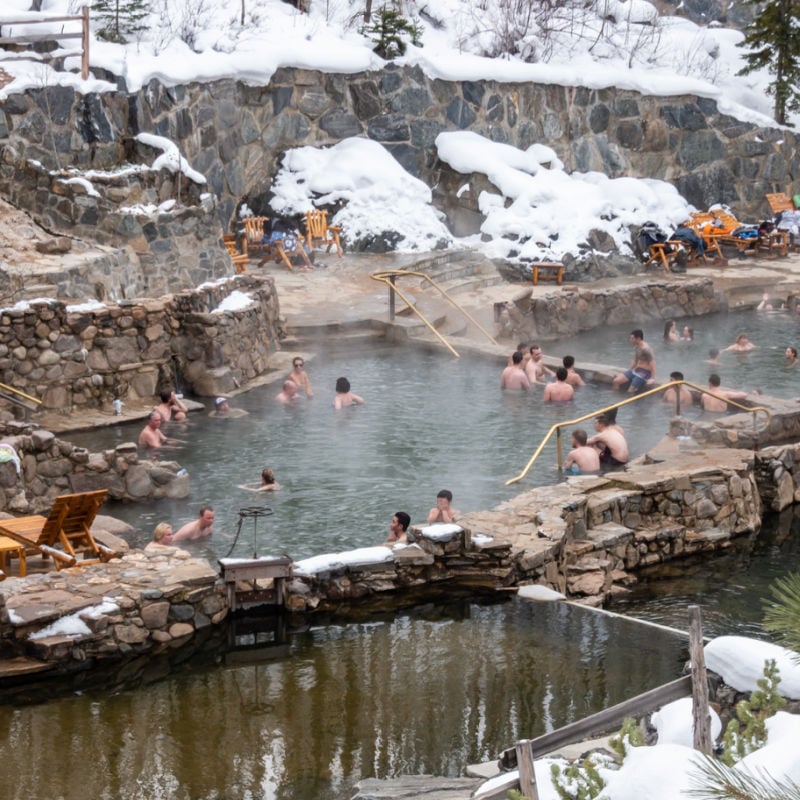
[0,489,116,570]
[766,193,795,216]
[304,209,342,257]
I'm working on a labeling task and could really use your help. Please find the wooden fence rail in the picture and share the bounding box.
[0,6,89,80]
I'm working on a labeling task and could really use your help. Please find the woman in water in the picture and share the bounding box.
[786,347,798,368]
[333,376,365,409]
[663,320,679,342]
[239,467,280,492]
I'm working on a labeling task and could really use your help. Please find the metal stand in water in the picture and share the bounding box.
[225,505,274,559]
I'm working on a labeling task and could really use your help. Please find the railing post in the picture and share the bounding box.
[81,6,89,80]
[515,739,539,800]
[556,428,563,472]
[388,273,396,321]
[675,381,681,417]
[689,605,712,755]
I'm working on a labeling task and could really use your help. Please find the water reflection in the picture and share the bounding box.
[0,599,687,800]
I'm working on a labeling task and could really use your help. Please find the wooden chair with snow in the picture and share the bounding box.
[304,209,342,257]
[0,489,116,570]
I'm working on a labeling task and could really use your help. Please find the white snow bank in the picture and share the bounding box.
[651,697,721,748]
[293,545,394,576]
[269,137,452,252]
[704,636,800,699]
[28,600,120,640]
[212,290,254,313]
[735,711,800,784]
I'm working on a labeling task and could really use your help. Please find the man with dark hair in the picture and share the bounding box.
[588,414,629,467]
[386,511,411,544]
[612,329,656,393]
[562,355,585,388]
[543,367,575,402]
[662,371,693,412]
[702,374,749,412]
[173,506,215,541]
[501,350,531,390]
[427,490,460,524]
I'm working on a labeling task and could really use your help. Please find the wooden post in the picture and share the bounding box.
[556,427,563,472]
[689,605,712,754]
[515,739,539,800]
[80,6,89,80]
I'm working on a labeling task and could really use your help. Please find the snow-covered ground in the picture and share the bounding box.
[0,0,790,263]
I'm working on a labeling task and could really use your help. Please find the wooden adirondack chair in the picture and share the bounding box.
[223,233,250,275]
[0,489,116,570]
[766,193,795,216]
[304,209,342,256]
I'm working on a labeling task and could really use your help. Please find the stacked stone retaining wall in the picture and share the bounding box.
[0,140,231,297]
[0,421,188,513]
[0,69,796,239]
[0,273,281,413]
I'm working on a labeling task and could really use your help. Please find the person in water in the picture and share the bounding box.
[239,467,280,492]
[385,511,411,544]
[427,489,460,524]
[289,357,313,397]
[333,377,365,409]
[564,429,600,475]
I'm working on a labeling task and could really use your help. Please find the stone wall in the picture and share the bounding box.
[0,68,796,237]
[0,421,188,512]
[0,273,281,413]
[0,140,231,298]
[497,277,723,341]
[0,547,226,687]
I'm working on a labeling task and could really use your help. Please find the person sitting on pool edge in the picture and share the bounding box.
[612,329,656,394]
[587,414,629,469]
[427,489,460,524]
[239,468,280,492]
[333,377,365,409]
[385,511,411,544]
[564,429,600,475]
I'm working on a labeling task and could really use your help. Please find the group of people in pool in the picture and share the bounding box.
[275,357,365,409]
[500,343,585,402]
[383,489,461,546]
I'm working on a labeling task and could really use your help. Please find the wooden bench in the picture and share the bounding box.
[223,234,250,274]
[0,535,26,578]
[531,262,564,285]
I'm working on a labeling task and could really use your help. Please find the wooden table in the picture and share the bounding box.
[532,263,564,285]
[0,534,26,577]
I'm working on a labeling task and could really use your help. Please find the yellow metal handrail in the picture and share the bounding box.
[0,381,42,406]
[506,380,772,486]
[370,269,498,358]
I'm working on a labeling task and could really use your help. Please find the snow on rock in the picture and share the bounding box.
[136,133,207,184]
[436,130,692,263]
[269,137,453,252]
[419,523,463,541]
[212,290,254,313]
[735,712,800,785]
[598,743,702,800]
[704,636,800,699]
[518,584,566,602]
[651,697,721,748]
[293,546,394,576]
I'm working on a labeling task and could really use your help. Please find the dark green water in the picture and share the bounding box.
[0,598,688,800]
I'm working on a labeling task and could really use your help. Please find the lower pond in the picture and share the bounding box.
[0,598,689,800]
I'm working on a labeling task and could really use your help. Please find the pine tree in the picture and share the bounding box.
[92,0,150,44]
[737,0,800,125]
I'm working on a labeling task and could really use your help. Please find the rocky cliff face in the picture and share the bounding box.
[0,66,795,241]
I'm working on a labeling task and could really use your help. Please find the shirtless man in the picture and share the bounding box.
[289,357,313,397]
[427,490,460,524]
[612,329,656,393]
[500,351,531,390]
[333,377,365,409]
[386,511,411,544]
[525,344,554,384]
[543,367,575,402]
[724,333,756,353]
[564,429,601,474]
[588,414,629,467]
[562,355,585,388]
[276,380,299,405]
[172,506,215,542]
[156,389,188,422]
[662,371,693,413]
[702,374,749,412]
[139,411,168,449]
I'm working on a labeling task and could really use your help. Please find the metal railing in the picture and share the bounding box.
[0,381,42,422]
[506,380,772,486]
[370,269,498,358]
